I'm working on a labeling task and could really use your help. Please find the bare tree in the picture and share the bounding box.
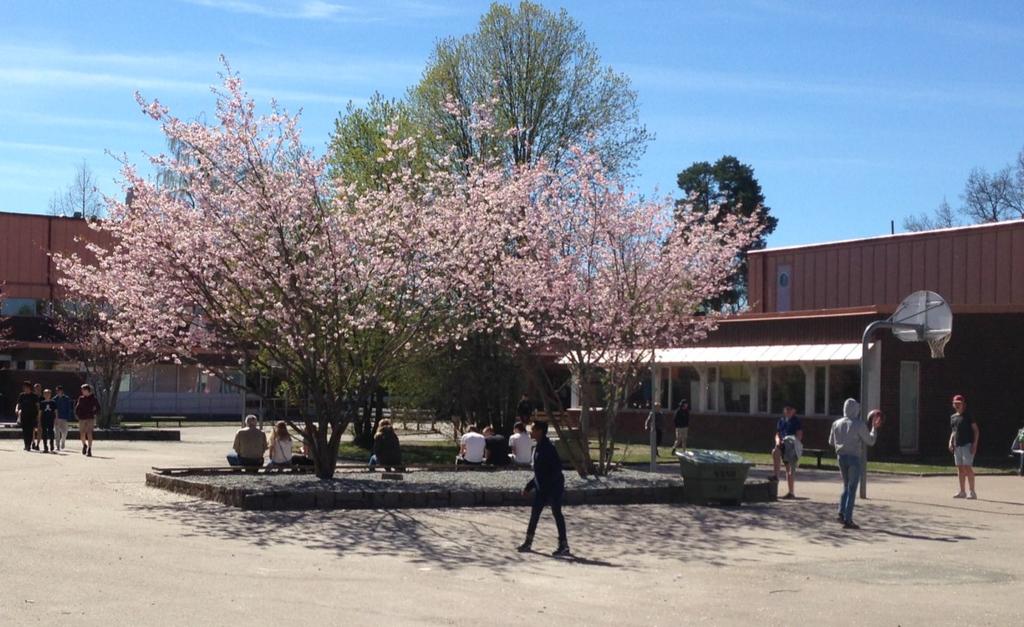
[903,198,962,232]
[49,160,105,219]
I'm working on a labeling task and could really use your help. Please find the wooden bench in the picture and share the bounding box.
[802,448,828,468]
[151,416,187,428]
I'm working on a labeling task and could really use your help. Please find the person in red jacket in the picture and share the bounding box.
[75,384,101,457]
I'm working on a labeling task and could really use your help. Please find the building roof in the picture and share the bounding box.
[752,218,1024,256]
[655,343,864,365]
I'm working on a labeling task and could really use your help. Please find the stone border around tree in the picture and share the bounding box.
[146,472,776,510]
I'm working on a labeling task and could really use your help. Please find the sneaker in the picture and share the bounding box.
[552,545,571,557]
[87,447,92,457]
[967,491,977,500]
[516,542,532,553]
[843,521,861,530]
[837,513,845,523]
[781,493,796,500]
[953,492,966,499]
[83,444,88,455]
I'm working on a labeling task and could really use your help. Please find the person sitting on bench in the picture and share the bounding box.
[483,425,511,466]
[227,415,267,467]
[369,419,402,471]
[457,424,486,465]
[266,421,295,468]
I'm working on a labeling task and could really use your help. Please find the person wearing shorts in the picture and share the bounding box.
[671,398,690,455]
[948,394,979,499]
[53,385,73,451]
[75,384,101,457]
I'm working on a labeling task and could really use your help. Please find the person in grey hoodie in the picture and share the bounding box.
[828,399,884,529]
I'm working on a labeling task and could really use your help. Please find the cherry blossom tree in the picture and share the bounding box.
[55,66,531,479]
[504,149,762,475]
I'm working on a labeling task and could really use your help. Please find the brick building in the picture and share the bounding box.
[601,219,1024,462]
[0,211,244,420]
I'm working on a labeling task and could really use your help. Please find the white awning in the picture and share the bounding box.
[654,343,865,365]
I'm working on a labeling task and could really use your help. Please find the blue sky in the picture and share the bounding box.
[2,0,1023,247]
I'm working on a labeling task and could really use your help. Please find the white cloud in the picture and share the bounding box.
[0,140,99,156]
[181,0,460,22]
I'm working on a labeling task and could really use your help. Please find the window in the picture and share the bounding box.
[756,366,769,413]
[0,298,39,317]
[770,365,805,414]
[625,368,652,409]
[178,365,201,393]
[828,365,860,416]
[672,366,700,410]
[706,367,718,412]
[153,365,177,393]
[130,366,154,393]
[198,372,220,394]
[717,365,751,413]
[814,366,827,415]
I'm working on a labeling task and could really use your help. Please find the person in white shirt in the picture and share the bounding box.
[457,425,487,464]
[267,421,294,468]
[508,422,533,465]
[828,399,883,530]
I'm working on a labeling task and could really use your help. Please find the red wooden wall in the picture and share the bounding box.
[748,221,1024,313]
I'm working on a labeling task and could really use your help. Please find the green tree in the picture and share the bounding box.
[675,155,777,311]
[411,0,650,174]
[328,93,426,191]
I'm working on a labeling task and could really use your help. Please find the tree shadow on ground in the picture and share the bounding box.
[125,487,979,573]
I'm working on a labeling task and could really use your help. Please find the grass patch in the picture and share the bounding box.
[616,445,1012,475]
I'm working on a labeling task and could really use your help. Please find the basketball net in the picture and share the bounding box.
[927,333,950,359]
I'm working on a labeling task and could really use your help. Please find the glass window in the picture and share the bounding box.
[118,374,131,393]
[220,370,244,394]
[770,365,805,414]
[757,366,769,413]
[706,367,718,412]
[130,366,154,393]
[625,368,652,409]
[153,364,177,393]
[178,365,200,393]
[198,372,220,394]
[814,366,827,415]
[828,365,860,416]
[1,298,39,316]
[718,364,751,413]
[670,367,700,411]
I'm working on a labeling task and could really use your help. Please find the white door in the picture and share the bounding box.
[899,361,920,453]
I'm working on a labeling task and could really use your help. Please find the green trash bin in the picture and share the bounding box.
[675,449,752,505]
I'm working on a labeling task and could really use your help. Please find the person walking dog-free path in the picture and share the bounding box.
[517,421,570,557]
[75,384,101,457]
[828,399,883,530]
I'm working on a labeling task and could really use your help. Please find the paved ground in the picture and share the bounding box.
[2,426,1022,626]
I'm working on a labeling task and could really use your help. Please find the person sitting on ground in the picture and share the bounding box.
[227,414,267,467]
[369,419,402,472]
[457,424,487,465]
[483,425,511,466]
[266,421,294,468]
[508,422,533,465]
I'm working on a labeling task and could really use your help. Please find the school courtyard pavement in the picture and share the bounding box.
[1,426,1022,626]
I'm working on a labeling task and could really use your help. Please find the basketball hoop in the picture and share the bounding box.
[859,290,952,499]
[890,290,952,359]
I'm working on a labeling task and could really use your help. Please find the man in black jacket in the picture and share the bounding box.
[517,421,570,556]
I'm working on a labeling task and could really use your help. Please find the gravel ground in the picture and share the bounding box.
[188,466,685,492]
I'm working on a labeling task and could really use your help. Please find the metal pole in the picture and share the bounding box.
[860,320,921,498]
[649,408,658,473]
